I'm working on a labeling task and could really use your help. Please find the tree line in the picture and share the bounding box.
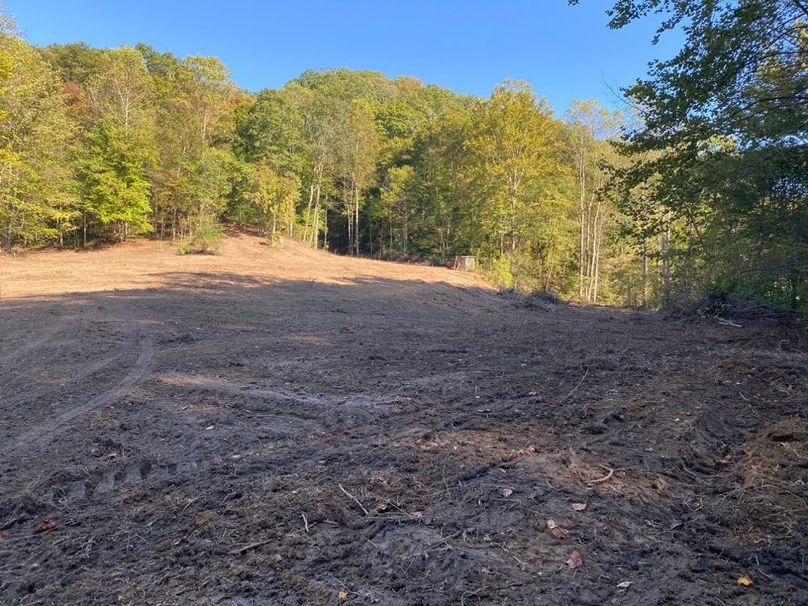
[1,1,804,312]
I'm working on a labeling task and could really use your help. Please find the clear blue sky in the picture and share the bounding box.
[3,0,681,114]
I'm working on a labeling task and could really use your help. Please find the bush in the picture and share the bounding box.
[178,223,224,255]
[481,254,513,291]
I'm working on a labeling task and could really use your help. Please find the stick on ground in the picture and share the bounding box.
[338,483,369,515]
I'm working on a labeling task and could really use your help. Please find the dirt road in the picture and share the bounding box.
[0,236,805,605]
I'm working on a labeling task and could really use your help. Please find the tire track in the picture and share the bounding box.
[47,457,211,506]
[0,337,133,409]
[156,373,405,431]
[0,321,84,395]
[0,320,66,367]
[0,334,155,457]
[159,373,326,406]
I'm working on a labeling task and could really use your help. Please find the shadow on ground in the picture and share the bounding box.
[0,272,806,605]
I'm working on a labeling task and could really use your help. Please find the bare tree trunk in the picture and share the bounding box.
[592,213,604,304]
[312,183,321,249]
[642,241,649,308]
[303,181,315,245]
[353,181,360,256]
[662,214,671,305]
[578,142,587,300]
[402,198,409,254]
[347,206,352,253]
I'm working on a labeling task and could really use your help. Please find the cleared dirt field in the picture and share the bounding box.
[0,235,806,605]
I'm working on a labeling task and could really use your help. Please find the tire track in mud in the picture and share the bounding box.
[0,319,67,367]
[159,373,326,406]
[158,373,406,411]
[47,457,212,505]
[156,373,413,437]
[0,321,83,396]
[0,336,134,409]
[0,334,155,458]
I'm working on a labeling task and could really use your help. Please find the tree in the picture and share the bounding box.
[565,100,623,303]
[334,99,379,255]
[469,82,565,255]
[576,0,808,309]
[77,121,152,239]
[142,46,237,238]
[77,47,155,242]
[0,29,73,249]
[236,162,299,238]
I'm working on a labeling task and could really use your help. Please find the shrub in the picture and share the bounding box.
[178,223,224,255]
[482,254,513,291]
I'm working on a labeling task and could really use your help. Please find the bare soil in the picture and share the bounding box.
[0,235,806,605]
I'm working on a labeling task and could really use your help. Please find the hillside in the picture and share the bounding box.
[0,237,805,605]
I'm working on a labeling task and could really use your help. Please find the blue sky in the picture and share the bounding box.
[3,0,681,114]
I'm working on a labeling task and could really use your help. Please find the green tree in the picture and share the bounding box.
[564,100,623,302]
[0,29,73,249]
[577,0,808,309]
[76,47,155,242]
[335,99,379,255]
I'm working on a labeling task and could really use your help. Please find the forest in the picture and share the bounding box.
[0,1,805,312]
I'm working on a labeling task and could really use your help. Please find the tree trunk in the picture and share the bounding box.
[662,215,671,305]
[303,181,315,245]
[313,183,321,249]
[642,241,649,308]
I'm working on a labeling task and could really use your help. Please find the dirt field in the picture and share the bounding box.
[0,235,806,605]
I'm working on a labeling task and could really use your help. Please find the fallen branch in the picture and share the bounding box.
[587,466,614,485]
[229,539,272,555]
[559,367,589,403]
[339,483,369,515]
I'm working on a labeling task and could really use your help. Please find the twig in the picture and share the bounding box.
[181,497,200,512]
[229,539,272,555]
[559,367,589,403]
[587,465,614,485]
[338,483,369,515]
[302,513,310,533]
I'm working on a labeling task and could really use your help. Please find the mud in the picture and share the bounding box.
[0,236,805,605]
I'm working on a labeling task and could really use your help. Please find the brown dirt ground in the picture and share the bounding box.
[0,235,806,606]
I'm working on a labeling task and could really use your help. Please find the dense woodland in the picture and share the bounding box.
[0,0,805,311]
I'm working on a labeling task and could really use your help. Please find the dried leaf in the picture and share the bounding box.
[744,447,755,457]
[338,588,349,599]
[566,549,583,569]
[528,390,540,397]
[571,502,587,511]
[33,519,57,534]
[501,487,514,497]
[737,575,753,587]
[616,580,633,589]
[546,519,569,539]
[716,454,732,466]
[374,500,389,513]
[532,555,546,566]
[750,460,762,470]
[0,532,6,542]
[654,475,670,492]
